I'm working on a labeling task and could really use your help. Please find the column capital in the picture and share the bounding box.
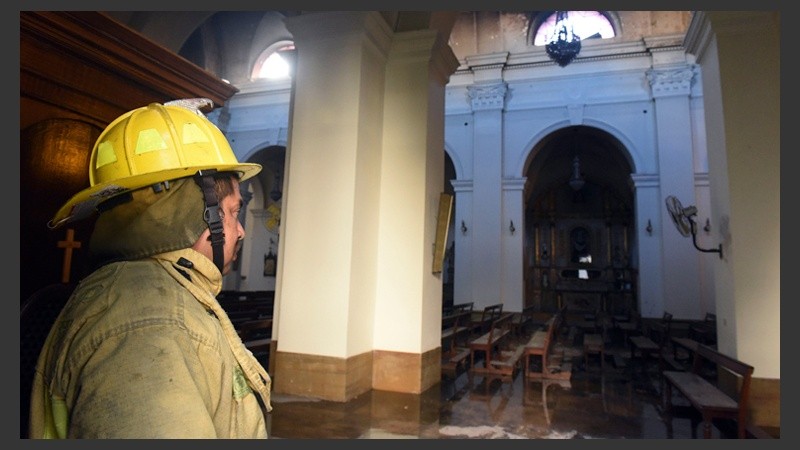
[467,81,507,112]
[630,173,660,189]
[450,179,473,192]
[646,65,696,98]
[502,177,526,191]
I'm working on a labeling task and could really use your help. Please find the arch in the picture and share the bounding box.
[229,144,285,291]
[444,142,466,181]
[527,11,621,46]
[515,119,641,180]
[251,40,296,80]
[248,12,295,74]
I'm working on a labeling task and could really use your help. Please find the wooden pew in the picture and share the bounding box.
[470,313,523,381]
[470,303,504,335]
[663,344,754,439]
[629,311,672,371]
[690,312,717,345]
[450,302,474,315]
[238,317,272,366]
[523,313,559,379]
[468,312,513,372]
[442,310,472,350]
[441,309,473,374]
[615,309,641,344]
[510,305,536,337]
[217,290,275,325]
[667,336,705,371]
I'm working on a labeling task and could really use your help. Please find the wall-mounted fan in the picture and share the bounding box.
[664,195,723,259]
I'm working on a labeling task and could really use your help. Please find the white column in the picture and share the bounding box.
[280,12,459,398]
[647,65,702,320]
[696,12,779,378]
[631,174,663,318]
[502,177,526,312]
[374,29,459,366]
[451,179,473,306]
[467,80,506,311]
[278,11,391,378]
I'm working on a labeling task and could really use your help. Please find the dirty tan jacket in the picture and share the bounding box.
[28,248,272,438]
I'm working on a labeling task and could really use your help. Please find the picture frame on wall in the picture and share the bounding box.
[263,250,277,277]
[432,192,453,274]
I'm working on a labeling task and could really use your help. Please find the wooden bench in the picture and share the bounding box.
[523,308,567,379]
[616,310,641,343]
[468,312,513,372]
[476,314,525,381]
[441,309,473,374]
[237,318,272,365]
[690,312,717,345]
[442,309,472,350]
[469,303,504,335]
[629,311,672,371]
[510,305,536,337]
[663,344,754,439]
[666,336,704,370]
[450,302,474,314]
[583,333,604,370]
[218,290,275,327]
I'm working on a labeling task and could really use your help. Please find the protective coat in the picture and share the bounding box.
[29,178,271,438]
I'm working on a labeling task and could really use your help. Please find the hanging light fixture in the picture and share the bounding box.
[546,11,581,67]
[269,170,282,202]
[569,154,585,191]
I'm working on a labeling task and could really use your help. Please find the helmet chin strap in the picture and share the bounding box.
[194,170,225,273]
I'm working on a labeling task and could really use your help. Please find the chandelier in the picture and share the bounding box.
[545,11,581,67]
[270,170,283,202]
[569,155,585,191]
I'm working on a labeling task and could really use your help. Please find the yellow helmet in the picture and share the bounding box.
[49,99,261,228]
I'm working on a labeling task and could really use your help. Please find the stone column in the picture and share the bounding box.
[502,177,526,311]
[278,12,393,401]
[372,29,459,394]
[278,11,458,400]
[467,77,507,311]
[647,64,702,320]
[451,179,473,306]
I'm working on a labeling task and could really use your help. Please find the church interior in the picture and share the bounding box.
[19,11,779,439]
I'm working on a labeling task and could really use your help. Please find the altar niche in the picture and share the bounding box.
[525,187,636,317]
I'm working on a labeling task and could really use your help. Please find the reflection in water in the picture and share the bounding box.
[523,378,572,426]
[267,325,743,439]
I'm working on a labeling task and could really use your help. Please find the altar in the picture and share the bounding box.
[555,279,610,315]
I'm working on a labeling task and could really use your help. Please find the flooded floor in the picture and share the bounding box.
[266,323,750,439]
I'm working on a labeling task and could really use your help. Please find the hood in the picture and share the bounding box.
[89,177,208,265]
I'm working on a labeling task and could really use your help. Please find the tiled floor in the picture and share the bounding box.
[265,322,755,439]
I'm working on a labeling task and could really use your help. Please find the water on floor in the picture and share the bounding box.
[266,323,740,439]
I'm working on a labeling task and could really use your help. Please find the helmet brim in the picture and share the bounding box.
[49,163,261,228]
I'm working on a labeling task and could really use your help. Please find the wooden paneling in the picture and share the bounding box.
[20,11,238,302]
[20,11,238,129]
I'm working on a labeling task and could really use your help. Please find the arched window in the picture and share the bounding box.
[251,40,295,80]
[532,11,615,46]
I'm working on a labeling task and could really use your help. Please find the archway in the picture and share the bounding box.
[523,126,636,317]
[225,145,286,292]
